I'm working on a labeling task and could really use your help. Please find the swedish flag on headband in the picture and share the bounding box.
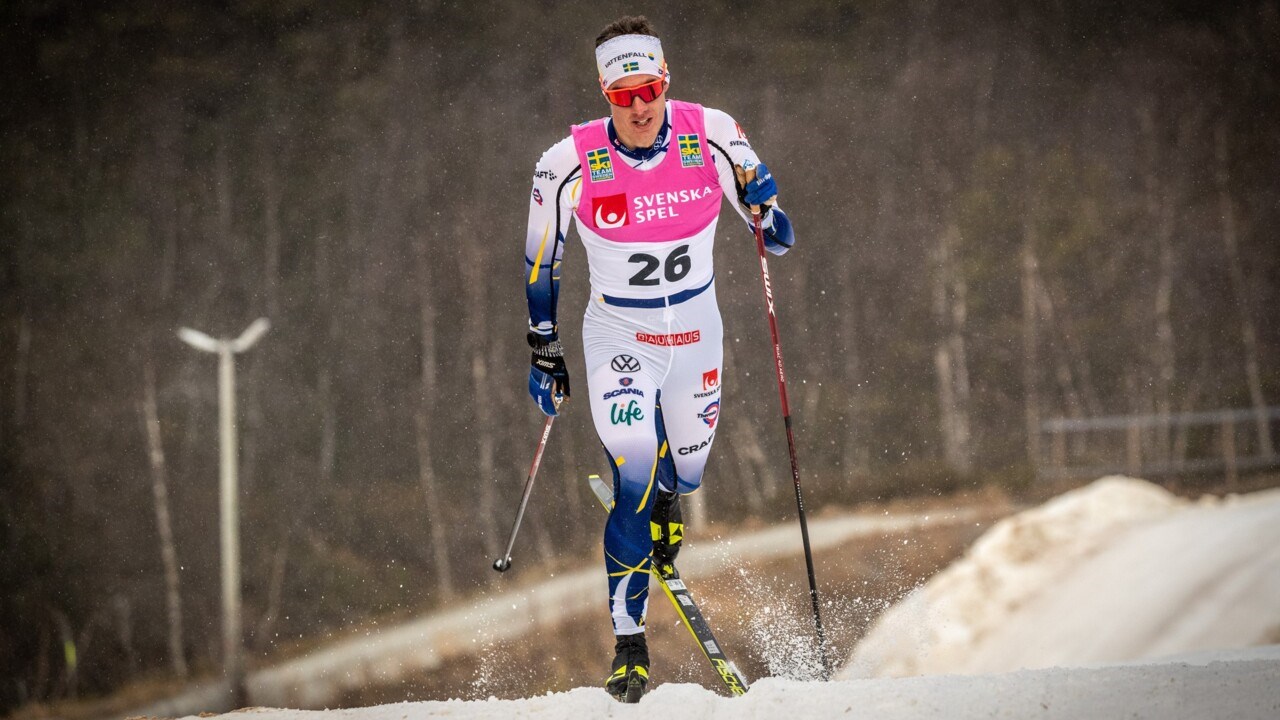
[587,147,614,182]
[677,133,704,168]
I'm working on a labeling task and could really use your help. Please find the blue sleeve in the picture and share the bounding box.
[524,138,579,342]
[753,207,794,256]
[525,231,564,340]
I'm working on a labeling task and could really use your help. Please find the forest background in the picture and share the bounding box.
[2,0,1277,712]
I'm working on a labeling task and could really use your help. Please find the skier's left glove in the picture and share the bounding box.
[738,163,793,256]
[753,206,794,256]
[741,162,778,210]
[528,333,569,416]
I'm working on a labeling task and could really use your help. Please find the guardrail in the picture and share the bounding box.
[1037,407,1280,485]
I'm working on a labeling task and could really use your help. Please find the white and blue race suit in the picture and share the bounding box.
[524,100,794,635]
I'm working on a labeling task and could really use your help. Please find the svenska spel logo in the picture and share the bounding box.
[702,369,718,391]
[592,193,629,229]
[587,147,614,182]
[678,134,704,168]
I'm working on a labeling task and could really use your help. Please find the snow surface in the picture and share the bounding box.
[148,477,1280,720]
[177,648,1280,719]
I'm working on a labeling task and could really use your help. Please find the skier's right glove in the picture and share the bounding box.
[528,333,569,416]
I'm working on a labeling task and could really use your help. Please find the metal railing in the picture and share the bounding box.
[1037,406,1280,484]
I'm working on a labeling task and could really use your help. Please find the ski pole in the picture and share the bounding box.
[493,397,561,573]
[739,164,831,679]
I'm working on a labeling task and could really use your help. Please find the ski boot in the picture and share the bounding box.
[605,633,650,703]
[651,488,684,573]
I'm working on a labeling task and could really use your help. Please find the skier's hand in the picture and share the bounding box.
[528,333,569,416]
[736,163,792,256]
[737,162,778,212]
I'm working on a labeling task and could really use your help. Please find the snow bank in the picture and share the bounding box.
[841,476,1280,678]
[131,476,1280,719]
[178,647,1280,720]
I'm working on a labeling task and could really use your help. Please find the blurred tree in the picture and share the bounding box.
[2,0,1278,709]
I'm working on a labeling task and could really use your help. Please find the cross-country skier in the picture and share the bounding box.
[523,15,794,701]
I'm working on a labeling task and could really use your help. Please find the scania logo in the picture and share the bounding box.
[611,355,641,372]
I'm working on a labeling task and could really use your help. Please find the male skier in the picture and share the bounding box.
[522,15,795,700]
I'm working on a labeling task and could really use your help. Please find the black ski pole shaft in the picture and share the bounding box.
[493,411,557,572]
[750,199,831,679]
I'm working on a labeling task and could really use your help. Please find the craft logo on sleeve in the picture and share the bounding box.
[586,147,614,182]
[677,133,704,168]
[592,193,629,229]
[701,369,719,391]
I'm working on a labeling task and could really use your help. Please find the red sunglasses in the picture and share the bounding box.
[602,77,668,107]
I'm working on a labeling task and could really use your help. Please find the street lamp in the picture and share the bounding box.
[178,317,269,708]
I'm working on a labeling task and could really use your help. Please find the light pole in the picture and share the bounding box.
[178,318,269,708]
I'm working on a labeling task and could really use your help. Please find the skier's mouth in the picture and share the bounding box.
[632,117,653,129]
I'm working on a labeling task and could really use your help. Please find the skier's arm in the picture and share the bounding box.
[525,138,582,416]
[705,108,795,255]
[524,137,582,341]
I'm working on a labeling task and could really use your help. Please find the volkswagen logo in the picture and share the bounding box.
[610,354,641,372]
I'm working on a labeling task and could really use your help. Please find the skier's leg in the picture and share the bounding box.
[661,292,725,495]
[649,400,683,567]
[650,290,723,567]
[586,350,662,636]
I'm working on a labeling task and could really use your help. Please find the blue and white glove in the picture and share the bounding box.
[742,162,778,209]
[527,333,569,416]
[740,163,794,256]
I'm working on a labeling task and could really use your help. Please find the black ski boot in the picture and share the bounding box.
[651,488,684,573]
[605,633,650,703]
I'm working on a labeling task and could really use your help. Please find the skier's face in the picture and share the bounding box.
[607,74,666,150]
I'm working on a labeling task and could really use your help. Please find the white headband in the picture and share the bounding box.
[595,34,669,89]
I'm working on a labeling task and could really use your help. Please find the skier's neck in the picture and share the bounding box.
[608,112,670,163]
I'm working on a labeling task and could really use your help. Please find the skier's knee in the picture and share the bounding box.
[675,469,703,495]
[616,471,653,499]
